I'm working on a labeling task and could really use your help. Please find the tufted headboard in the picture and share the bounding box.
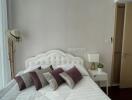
[25,50,84,69]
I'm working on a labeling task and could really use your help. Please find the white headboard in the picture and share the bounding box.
[25,50,84,69]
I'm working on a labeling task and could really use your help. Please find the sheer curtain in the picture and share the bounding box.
[0,0,11,90]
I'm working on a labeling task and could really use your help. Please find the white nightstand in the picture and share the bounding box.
[88,70,109,95]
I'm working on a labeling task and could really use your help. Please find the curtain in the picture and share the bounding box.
[0,0,11,90]
[8,38,15,79]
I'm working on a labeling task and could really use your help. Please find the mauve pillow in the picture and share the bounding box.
[43,68,64,90]
[54,64,89,76]
[14,67,41,91]
[60,66,82,88]
[30,65,53,90]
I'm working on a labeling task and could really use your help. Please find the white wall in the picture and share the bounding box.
[115,0,132,3]
[8,0,115,82]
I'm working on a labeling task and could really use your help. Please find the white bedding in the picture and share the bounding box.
[40,76,111,100]
[0,76,111,100]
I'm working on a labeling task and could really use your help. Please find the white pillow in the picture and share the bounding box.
[24,64,51,73]
[53,64,89,76]
[24,65,40,73]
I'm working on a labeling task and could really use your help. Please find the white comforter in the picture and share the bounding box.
[0,76,111,100]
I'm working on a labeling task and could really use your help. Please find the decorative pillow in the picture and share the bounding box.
[60,66,82,88]
[30,65,53,90]
[53,64,89,76]
[14,67,41,91]
[43,68,64,90]
[24,65,42,73]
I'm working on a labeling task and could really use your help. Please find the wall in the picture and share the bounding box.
[7,0,115,82]
[115,0,132,3]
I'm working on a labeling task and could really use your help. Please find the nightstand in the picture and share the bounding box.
[88,70,109,95]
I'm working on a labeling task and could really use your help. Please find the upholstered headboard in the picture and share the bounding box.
[25,50,84,69]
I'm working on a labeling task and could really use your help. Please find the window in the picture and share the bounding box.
[0,0,11,90]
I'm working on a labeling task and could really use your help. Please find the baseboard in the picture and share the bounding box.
[111,83,119,86]
[100,83,119,87]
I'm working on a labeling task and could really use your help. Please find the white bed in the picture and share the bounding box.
[0,50,111,100]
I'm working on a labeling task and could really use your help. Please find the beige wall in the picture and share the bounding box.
[7,0,115,82]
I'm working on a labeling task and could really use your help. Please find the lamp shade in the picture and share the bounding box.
[88,54,99,63]
[10,29,20,38]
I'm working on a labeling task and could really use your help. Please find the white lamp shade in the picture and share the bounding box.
[10,29,20,38]
[88,54,99,63]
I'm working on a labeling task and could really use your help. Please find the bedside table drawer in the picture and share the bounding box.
[92,75,107,81]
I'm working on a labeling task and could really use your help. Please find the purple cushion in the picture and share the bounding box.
[60,66,82,88]
[43,68,64,90]
[30,65,53,90]
[66,66,82,84]
[14,67,41,91]
[51,68,64,85]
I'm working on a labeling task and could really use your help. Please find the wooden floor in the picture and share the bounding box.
[102,86,132,100]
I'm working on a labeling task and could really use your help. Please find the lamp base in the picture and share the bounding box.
[97,68,103,72]
[90,62,96,70]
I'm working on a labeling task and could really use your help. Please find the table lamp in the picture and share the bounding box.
[88,54,99,70]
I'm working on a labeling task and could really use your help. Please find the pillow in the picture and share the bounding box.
[14,67,41,91]
[24,64,46,73]
[60,66,82,88]
[43,68,64,90]
[30,65,53,90]
[53,64,88,76]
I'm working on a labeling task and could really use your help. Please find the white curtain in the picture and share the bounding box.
[0,0,11,90]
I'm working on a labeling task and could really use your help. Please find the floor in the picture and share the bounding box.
[102,86,132,100]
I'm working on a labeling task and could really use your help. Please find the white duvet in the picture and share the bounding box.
[0,76,111,100]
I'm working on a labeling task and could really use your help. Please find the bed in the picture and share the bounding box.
[0,50,111,100]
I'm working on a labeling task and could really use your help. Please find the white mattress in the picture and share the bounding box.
[0,76,111,100]
[0,83,50,100]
